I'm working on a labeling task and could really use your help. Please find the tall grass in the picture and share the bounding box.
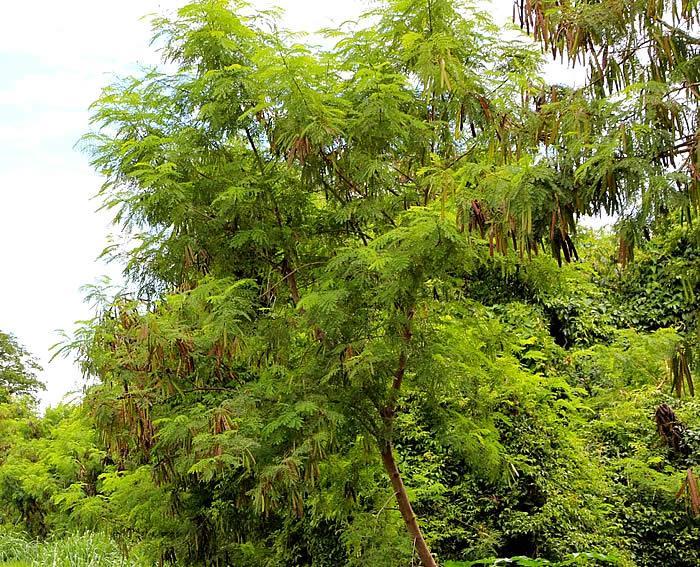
[0,530,148,566]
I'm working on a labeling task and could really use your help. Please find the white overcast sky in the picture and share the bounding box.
[0,0,579,407]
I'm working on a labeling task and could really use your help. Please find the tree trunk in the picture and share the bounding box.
[380,443,438,567]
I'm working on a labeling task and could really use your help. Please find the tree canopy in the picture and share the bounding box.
[1,1,700,566]
[0,330,44,401]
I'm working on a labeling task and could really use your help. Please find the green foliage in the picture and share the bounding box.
[0,404,105,537]
[0,331,44,400]
[2,0,700,566]
[0,529,147,566]
[517,0,700,261]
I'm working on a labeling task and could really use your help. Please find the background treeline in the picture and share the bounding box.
[2,0,700,565]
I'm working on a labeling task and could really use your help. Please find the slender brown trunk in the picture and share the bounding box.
[281,257,301,305]
[377,308,436,565]
[380,443,438,567]
[243,126,302,308]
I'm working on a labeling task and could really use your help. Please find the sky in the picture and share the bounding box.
[0,0,577,407]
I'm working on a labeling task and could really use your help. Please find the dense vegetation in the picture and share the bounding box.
[2,0,700,565]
